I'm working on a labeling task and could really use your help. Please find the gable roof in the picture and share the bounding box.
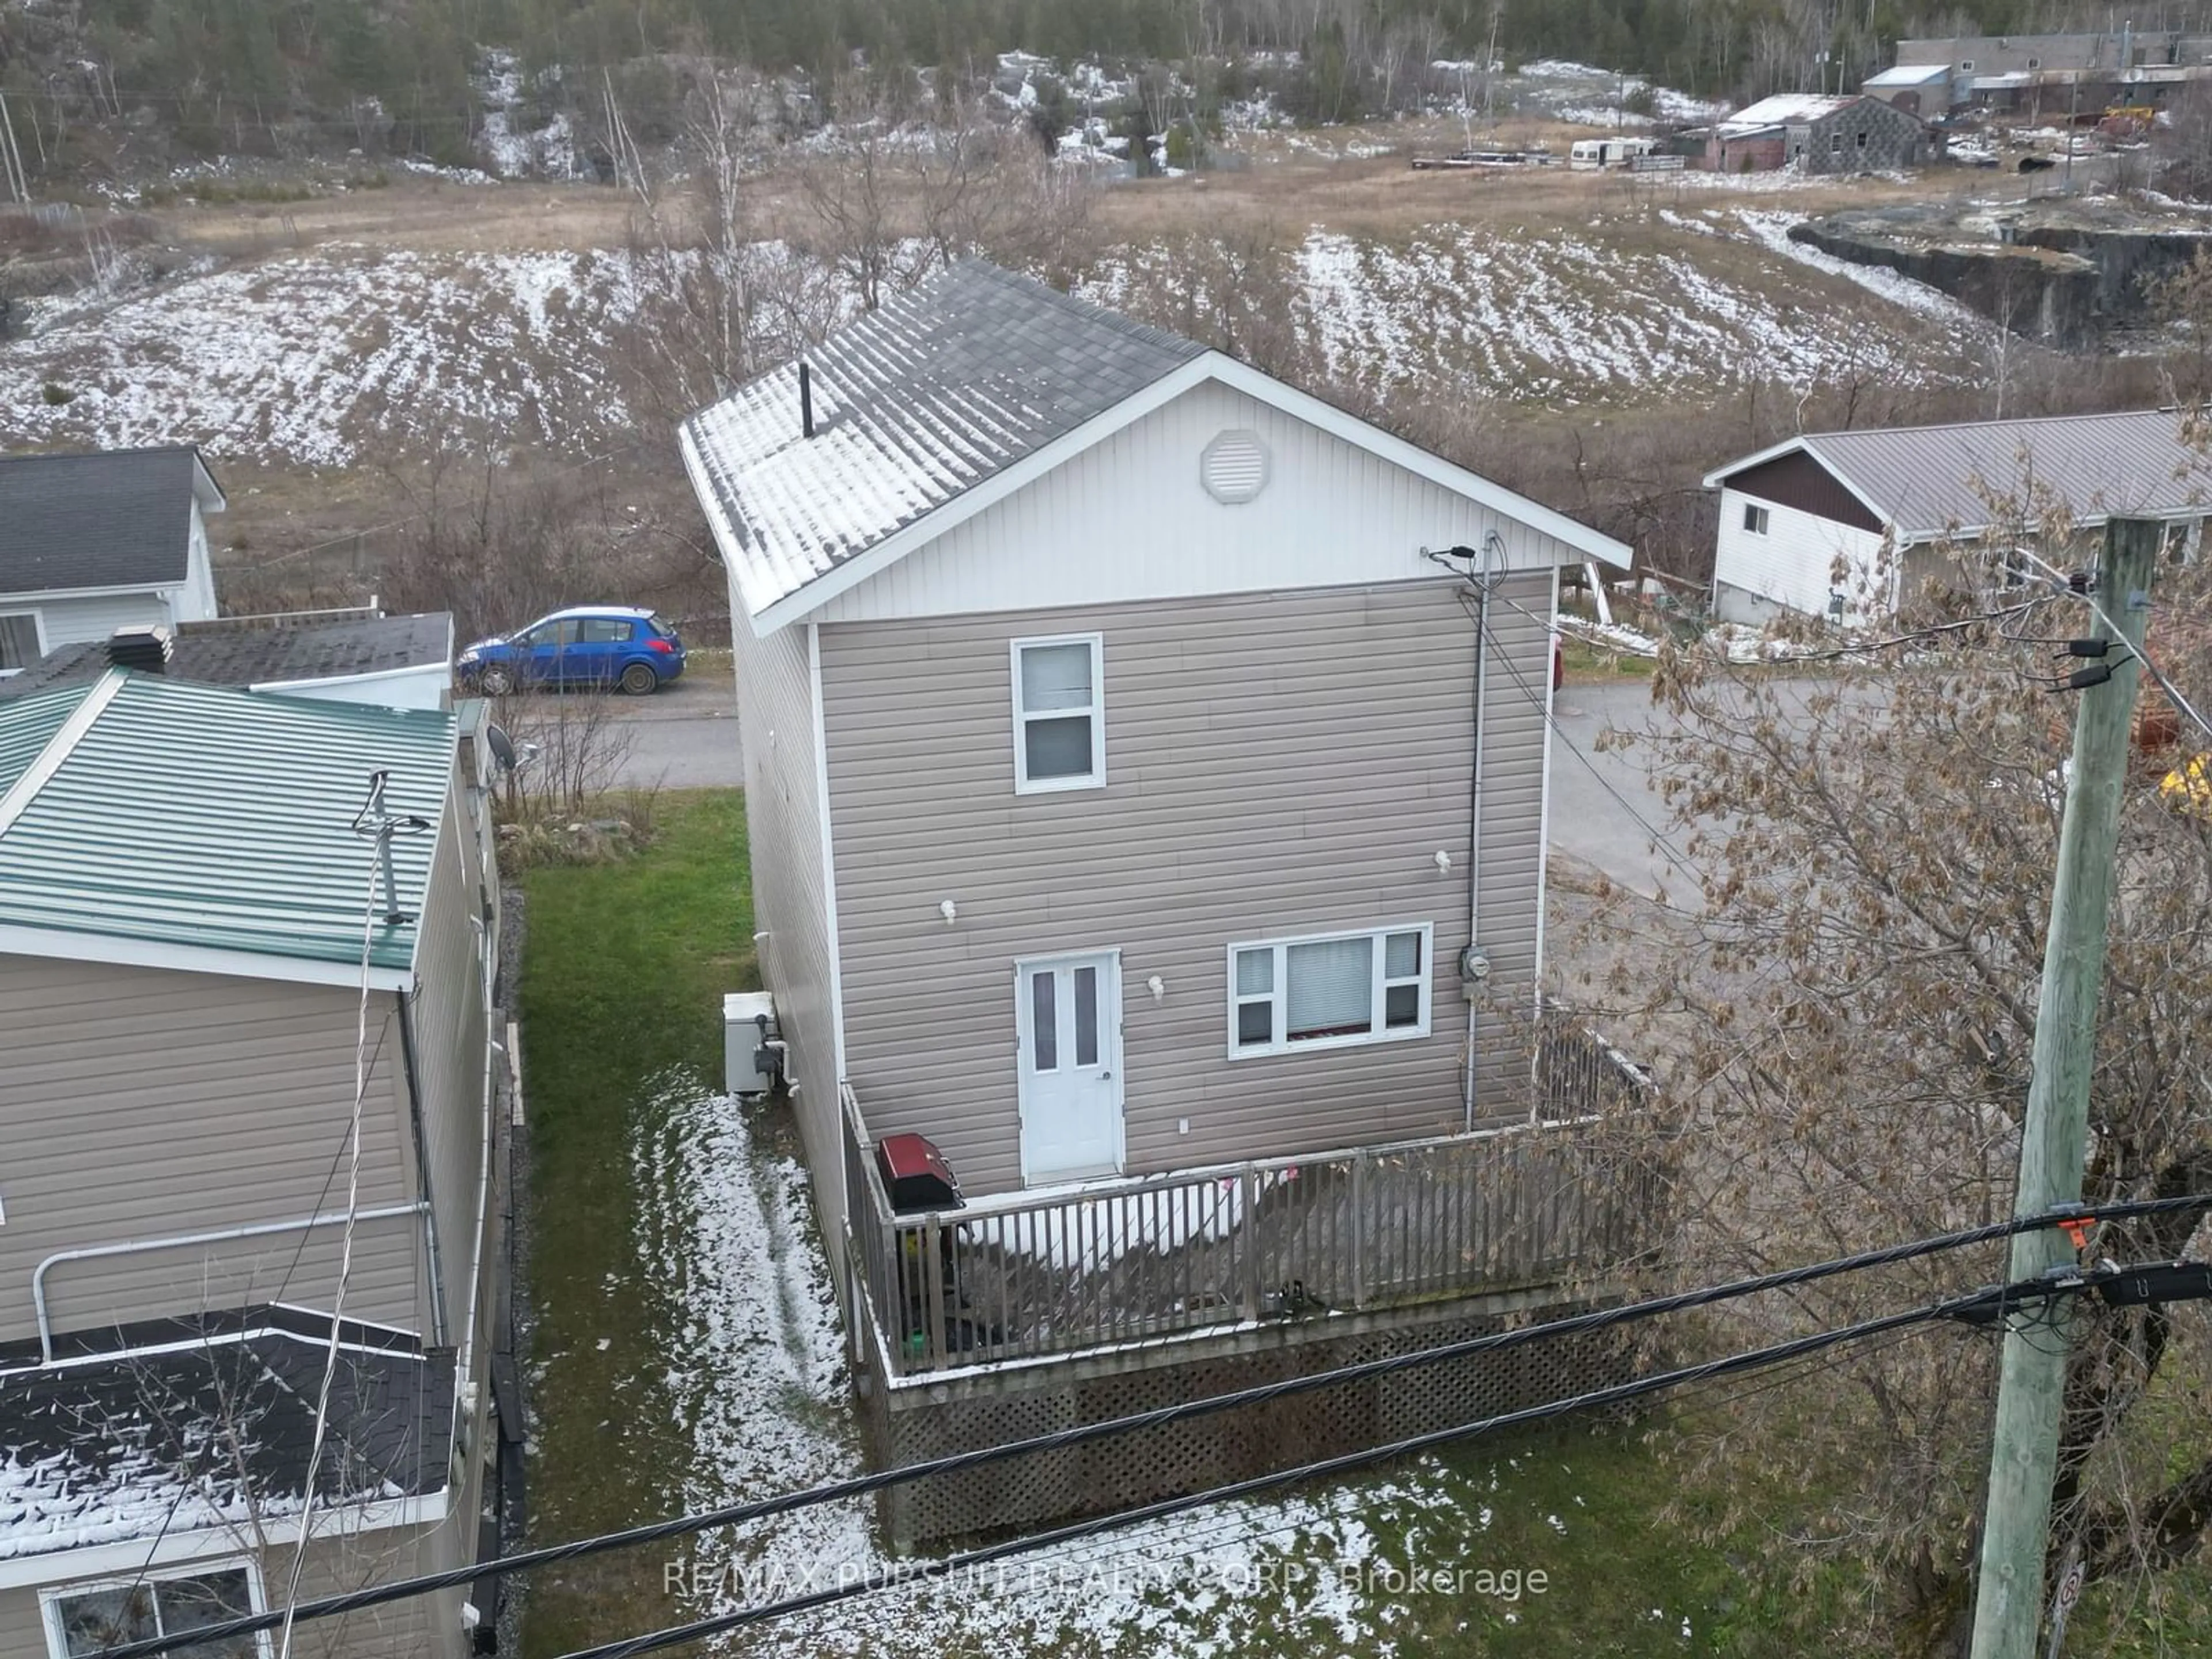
[0,611,454,702]
[1703,408,2212,543]
[0,672,454,988]
[1716,93,1859,134]
[683,260,1205,623]
[683,259,1630,632]
[0,445,225,597]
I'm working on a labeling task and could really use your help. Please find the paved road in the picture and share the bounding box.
[603,671,743,790]
[1547,679,1704,906]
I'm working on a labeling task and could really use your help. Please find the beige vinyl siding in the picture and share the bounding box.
[0,1517,476,1659]
[729,592,844,1243]
[400,786,493,1347]
[811,378,1595,626]
[1470,570,1554,1109]
[820,576,1555,1196]
[0,955,425,1346]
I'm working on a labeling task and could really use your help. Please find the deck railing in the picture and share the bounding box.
[843,1024,1657,1377]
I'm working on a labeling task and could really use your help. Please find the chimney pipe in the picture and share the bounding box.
[107,624,173,674]
[800,361,815,439]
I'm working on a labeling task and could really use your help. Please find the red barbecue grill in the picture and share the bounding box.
[874,1132,963,1213]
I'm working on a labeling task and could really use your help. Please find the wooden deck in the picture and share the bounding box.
[843,1022,1656,1375]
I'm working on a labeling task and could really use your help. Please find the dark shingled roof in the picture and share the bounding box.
[0,1308,453,1561]
[681,259,1207,620]
[0,446,221,596]
[0,611,453,701]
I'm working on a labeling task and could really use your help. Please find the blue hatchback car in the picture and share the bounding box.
[456,606,687,696]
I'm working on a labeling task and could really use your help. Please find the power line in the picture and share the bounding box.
[82,1196,2212,1659]
[2014,543,2212,747]
[553,1272,2122,1659]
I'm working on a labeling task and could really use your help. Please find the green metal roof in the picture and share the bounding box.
[0,685,84,800]
[0,671,455,976]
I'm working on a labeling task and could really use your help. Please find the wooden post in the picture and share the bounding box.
[1968,518,2157,1659]
[1349,1149,1369,1309]
[922,1214,946,1373]
[1240,1166,1263,1322]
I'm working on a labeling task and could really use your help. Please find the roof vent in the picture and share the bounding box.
[1200,430,1270,505]
[107,624,173,673]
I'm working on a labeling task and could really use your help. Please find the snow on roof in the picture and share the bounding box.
[1715,93,1858,135]
[1863,64,1952,88]
[680,260,1205,624]
[0,1311,450,1562]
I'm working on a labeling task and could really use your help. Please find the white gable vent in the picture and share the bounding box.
[1200,430,1270,505]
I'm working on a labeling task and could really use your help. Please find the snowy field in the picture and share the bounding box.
[0,247,646,465]
[620,1074,1684,1657]
[0,203,1991,465]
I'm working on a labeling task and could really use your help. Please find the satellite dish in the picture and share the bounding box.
[486,724,518,772]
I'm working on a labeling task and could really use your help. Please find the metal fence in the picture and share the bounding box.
[843,1025,1656,1377]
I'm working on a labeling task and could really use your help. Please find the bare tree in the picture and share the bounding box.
[1584,546,2212,1655]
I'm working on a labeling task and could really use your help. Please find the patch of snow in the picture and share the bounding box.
[1729,208,1994,331]
[638,1071,1551,1656]
[1559,616,1660,656]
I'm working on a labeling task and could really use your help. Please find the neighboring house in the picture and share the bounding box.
[1859,62,1956,116]
[681,259,1651,1545]
[0,609,456,710]
[1705,93,1929,172]
[0,670,506,1659]
[1893,29,2212,113]
[1702,407,2212,625]
[0,447,225,673]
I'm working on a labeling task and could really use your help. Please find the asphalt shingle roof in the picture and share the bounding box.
[0,446,217,596]
[0,672,453,973]
[1788,408,2212,541]
[0,612,454,702]
[0,1308,453,1561]
[681,259,1207,621]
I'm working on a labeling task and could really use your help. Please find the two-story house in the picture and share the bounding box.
[0,668,504,1658]
[682,260,1653,1547]
[0,447,225,673]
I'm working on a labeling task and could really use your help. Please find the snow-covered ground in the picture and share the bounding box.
[0,202,1990,463]
[1084,213,1991,406]
[626,1073,1649,1656]
[0,247,644,464]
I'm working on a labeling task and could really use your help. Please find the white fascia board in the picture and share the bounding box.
[0,581,185,604]
[0,922,414,993]
[1700,435,1810,489]
[748,354,1632,635]
[248,660,451,694]
[189,451,228,513]
[0,1493,448,1590]
[1199,355,1633,567]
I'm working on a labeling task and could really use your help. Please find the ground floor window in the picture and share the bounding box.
[1228,923,1432,1057]
[46,1561,264,1658]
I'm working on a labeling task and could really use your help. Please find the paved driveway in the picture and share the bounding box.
[1547,679,1706,906]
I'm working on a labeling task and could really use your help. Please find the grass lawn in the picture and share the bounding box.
[517,790,755,1656]
[512,786,2212,1658]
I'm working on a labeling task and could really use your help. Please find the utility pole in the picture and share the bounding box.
[1967,517,2158,1659]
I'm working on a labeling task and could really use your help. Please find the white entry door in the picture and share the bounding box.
[1016,950,1124,1184]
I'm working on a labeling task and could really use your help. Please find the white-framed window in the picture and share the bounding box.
[1227,923,1433,1058]
[0,608,45,674]
[1010,632,1105,794]
[1742,502,1771,535]
[43,1557,268,1657]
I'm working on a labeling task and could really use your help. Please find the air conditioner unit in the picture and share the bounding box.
[724,992,783,1096]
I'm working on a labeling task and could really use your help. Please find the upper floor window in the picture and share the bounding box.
[46,1561,262,1657]
[1229,924,1432,1058]
[1011,634,1105,793]
[0,611,40,672]
[1743,502,1771,535]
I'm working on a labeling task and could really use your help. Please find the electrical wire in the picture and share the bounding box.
[1450,585,1706,891]
[79,1195,2212,1659]
[2015,544,2212,744]
[274,785,393,1658]
[549,1275,2090,1659]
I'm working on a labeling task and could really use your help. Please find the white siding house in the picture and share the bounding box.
[0,446,225,673]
